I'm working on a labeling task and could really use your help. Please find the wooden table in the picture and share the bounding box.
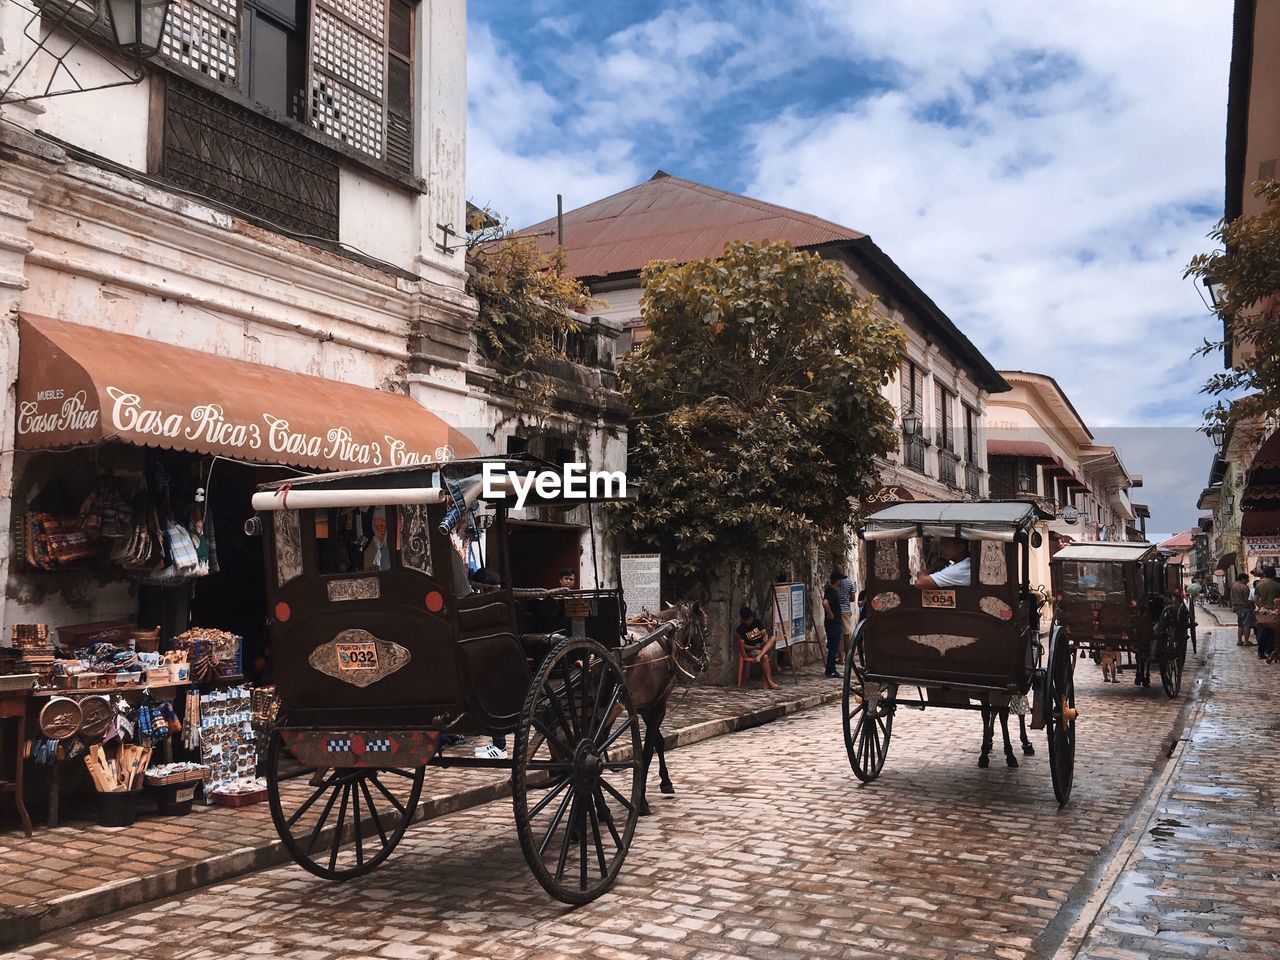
[0,691,33,836]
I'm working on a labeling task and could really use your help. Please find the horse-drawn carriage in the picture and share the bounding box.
[1050,541,1189,698]
[247,456,703,904]
[843,501,1076,805]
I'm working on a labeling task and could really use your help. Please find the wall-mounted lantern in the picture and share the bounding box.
[106,0,173,59]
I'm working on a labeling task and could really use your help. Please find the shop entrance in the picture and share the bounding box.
[505,522,583,588]
[189,461,288,681]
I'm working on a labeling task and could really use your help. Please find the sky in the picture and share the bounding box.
[466,1,1234,537]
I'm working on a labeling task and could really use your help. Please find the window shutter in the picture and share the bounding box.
[934,382,944,447]
[161,0,240,85]
[385,0,414,171]
[309,0,388,160]
[900,361,911,412]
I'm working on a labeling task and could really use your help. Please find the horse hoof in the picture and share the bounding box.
[659,783,675,796]
[639,802,652,817]
[978,755,990,769]
[1006,755,1019,768]
[1022,744,1035,756]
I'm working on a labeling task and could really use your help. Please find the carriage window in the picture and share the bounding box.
[979,541,1007,586]
[399,504,433,576]
[313,506,397,574]
[1063,561,1123,595]
[873,540,900,581]
[274,510,303,586]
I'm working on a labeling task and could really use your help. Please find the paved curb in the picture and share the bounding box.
[1042,625,1218,960]
[0,684,841,947]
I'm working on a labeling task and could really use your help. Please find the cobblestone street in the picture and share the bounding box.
[5,622,1252,960]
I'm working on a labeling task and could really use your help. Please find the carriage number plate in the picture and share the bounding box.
[1087,590,1106,602]
[336,642,379,671]
[922,590,956,609]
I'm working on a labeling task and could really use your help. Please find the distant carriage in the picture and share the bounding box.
[248,456,703,904]
[843,501,1076,805]
[1050,541,1189,698]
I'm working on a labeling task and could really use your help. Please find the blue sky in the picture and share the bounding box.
[467,1,1234,536]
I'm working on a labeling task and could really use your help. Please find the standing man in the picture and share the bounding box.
[1253,566,1280,660]
[823,573,843,678]
[1230,573,1256,647]
[833,568,855,666]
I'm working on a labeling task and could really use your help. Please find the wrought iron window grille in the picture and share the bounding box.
[0,0,145,106]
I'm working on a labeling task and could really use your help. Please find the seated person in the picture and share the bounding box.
[736,606,778,690]
[913,536,972,589]
[469,566,503,593]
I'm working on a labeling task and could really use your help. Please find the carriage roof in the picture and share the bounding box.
[860,500,1045,543]
[250,454,633,511]
[1050,542,1157,564]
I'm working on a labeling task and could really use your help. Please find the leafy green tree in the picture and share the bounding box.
[1186,179,1280,429]
[466,208,599,425]
[613,240,905,597]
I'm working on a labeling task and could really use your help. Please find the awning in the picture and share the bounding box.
[1242,509,1280,537]
[15,314,478,472]
[986,439,1062,464]
[1216,552,1237,571]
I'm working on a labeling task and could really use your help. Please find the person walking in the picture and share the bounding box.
[833,569,855,666]
[1253,566,1280,660]
[1230,573,1256,647]
[823,573,843,678]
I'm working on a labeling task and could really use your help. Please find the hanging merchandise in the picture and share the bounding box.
[197,686,265,803]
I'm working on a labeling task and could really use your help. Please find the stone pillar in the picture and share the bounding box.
[0,128,64,634]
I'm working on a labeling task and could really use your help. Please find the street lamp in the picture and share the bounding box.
[901,409,922,439]
[1061,504,1080,525]
[1202,275,1227,311]
[1207,422,1227,449]
[106,0,172,59]
[1224,493,1236,514]
[1016,474,1034,495]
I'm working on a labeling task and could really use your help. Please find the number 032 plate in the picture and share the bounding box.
[308,629,412,688]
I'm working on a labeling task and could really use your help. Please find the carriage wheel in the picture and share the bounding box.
[1156,610,1183,699]
[513,637,642,905]
[1044,628,1076,806]
[266,729,425,881]
[842,630,893,783]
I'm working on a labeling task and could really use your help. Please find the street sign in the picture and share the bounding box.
[620,554,661,614]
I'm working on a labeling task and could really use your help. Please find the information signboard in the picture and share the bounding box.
[620,554,661,614]
[772,583,807,648]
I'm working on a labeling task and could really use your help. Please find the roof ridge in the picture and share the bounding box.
[649,173,864,239]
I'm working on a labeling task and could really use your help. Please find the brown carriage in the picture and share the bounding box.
[1050,541,1189,698]
[845,501,1076,805]
[247,456,650,904]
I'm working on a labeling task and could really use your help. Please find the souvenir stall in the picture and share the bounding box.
[1,315,477,834]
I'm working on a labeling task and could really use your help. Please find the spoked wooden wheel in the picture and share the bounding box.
[842,628,894,783]
[1044,627,1076,806]
[513,637,642,905]
[267,729,425,881]
[1157,609,1183,699]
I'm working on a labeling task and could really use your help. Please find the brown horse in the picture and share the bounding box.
[618,601,708,814]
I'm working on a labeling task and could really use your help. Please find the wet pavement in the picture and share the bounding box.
[1071,612,1280,960]
[0,628,1210,959]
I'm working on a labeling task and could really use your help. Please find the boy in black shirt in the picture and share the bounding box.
[736,606,778,689]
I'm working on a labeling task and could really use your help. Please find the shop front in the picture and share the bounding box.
[1,313,477,833]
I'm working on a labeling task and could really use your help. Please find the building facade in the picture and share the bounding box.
[986,371,1141,544]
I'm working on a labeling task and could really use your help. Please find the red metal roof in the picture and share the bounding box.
[1158,530,1198,550]
[517,171,866,280]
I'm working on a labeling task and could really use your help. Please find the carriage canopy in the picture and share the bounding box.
[860,501,1046,543]
[1051,542,1156,564]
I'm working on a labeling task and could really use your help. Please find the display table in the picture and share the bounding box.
[0,691,33,836]
[30,683,186,827]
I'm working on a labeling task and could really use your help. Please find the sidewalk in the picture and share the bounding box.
[1057,615,1280,959]
[0,663,839,946]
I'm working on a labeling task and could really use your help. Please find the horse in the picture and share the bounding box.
[618,601,709,815]
[978,702,1035,769]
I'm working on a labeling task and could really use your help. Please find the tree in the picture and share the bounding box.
[465,209,599,426]
[613,239,905,609]
[1186,179,1280,430]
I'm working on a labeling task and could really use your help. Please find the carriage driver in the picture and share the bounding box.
[914,536,972,589]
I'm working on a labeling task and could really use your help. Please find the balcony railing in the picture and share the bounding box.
[940,452,960,489]
[904,437,926,473]
[964,463,982,496]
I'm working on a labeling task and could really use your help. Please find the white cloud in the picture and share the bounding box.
[745,2,1232,430]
